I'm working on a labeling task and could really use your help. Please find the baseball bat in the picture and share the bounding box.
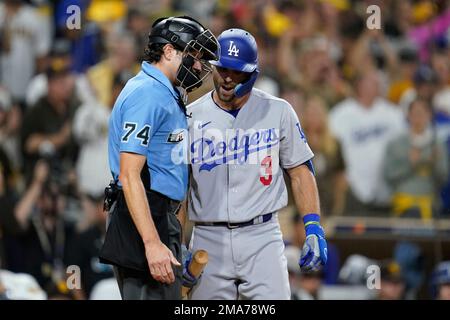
[181,249,208,298]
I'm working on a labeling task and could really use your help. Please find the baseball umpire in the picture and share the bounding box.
[99,16,218,300]
[186,28,328,299]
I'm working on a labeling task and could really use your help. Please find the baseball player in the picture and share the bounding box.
[99,16,218,300]
[185,29,328,300]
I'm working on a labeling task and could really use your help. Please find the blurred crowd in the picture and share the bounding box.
[0,0,450,300]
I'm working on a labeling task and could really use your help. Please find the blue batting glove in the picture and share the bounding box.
[181,244,200,288]
[299,213,328,272]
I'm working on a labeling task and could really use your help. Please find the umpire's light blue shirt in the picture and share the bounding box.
[108,62,188,201]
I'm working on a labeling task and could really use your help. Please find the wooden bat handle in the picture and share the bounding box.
[181,250,208,298]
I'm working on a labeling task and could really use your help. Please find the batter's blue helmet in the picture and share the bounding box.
[210,28,259,97]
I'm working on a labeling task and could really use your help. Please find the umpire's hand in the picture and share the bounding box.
[145,241,181,284]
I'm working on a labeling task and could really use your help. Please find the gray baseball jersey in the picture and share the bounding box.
[187,88,314,223]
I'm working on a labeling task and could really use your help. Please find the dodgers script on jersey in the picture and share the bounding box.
[187,88,314,223]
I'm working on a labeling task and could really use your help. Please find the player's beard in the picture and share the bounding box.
[217,86,235,102]
[213,76,236,103]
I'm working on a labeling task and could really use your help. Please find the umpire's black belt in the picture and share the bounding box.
[105,182,181,215]
[195,213,273,229]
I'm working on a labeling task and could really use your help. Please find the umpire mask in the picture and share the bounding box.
[176,29,219,93]
[148,16,219,94]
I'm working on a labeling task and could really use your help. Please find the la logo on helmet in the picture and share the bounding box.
[227,41,239,57]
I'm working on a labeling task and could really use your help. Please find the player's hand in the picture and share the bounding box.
[145,241,181,284]
[181,244,201,288]
[299,213,328,272]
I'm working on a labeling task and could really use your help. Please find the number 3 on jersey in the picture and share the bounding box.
[260,156,272,186]
[122,122,151,147]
